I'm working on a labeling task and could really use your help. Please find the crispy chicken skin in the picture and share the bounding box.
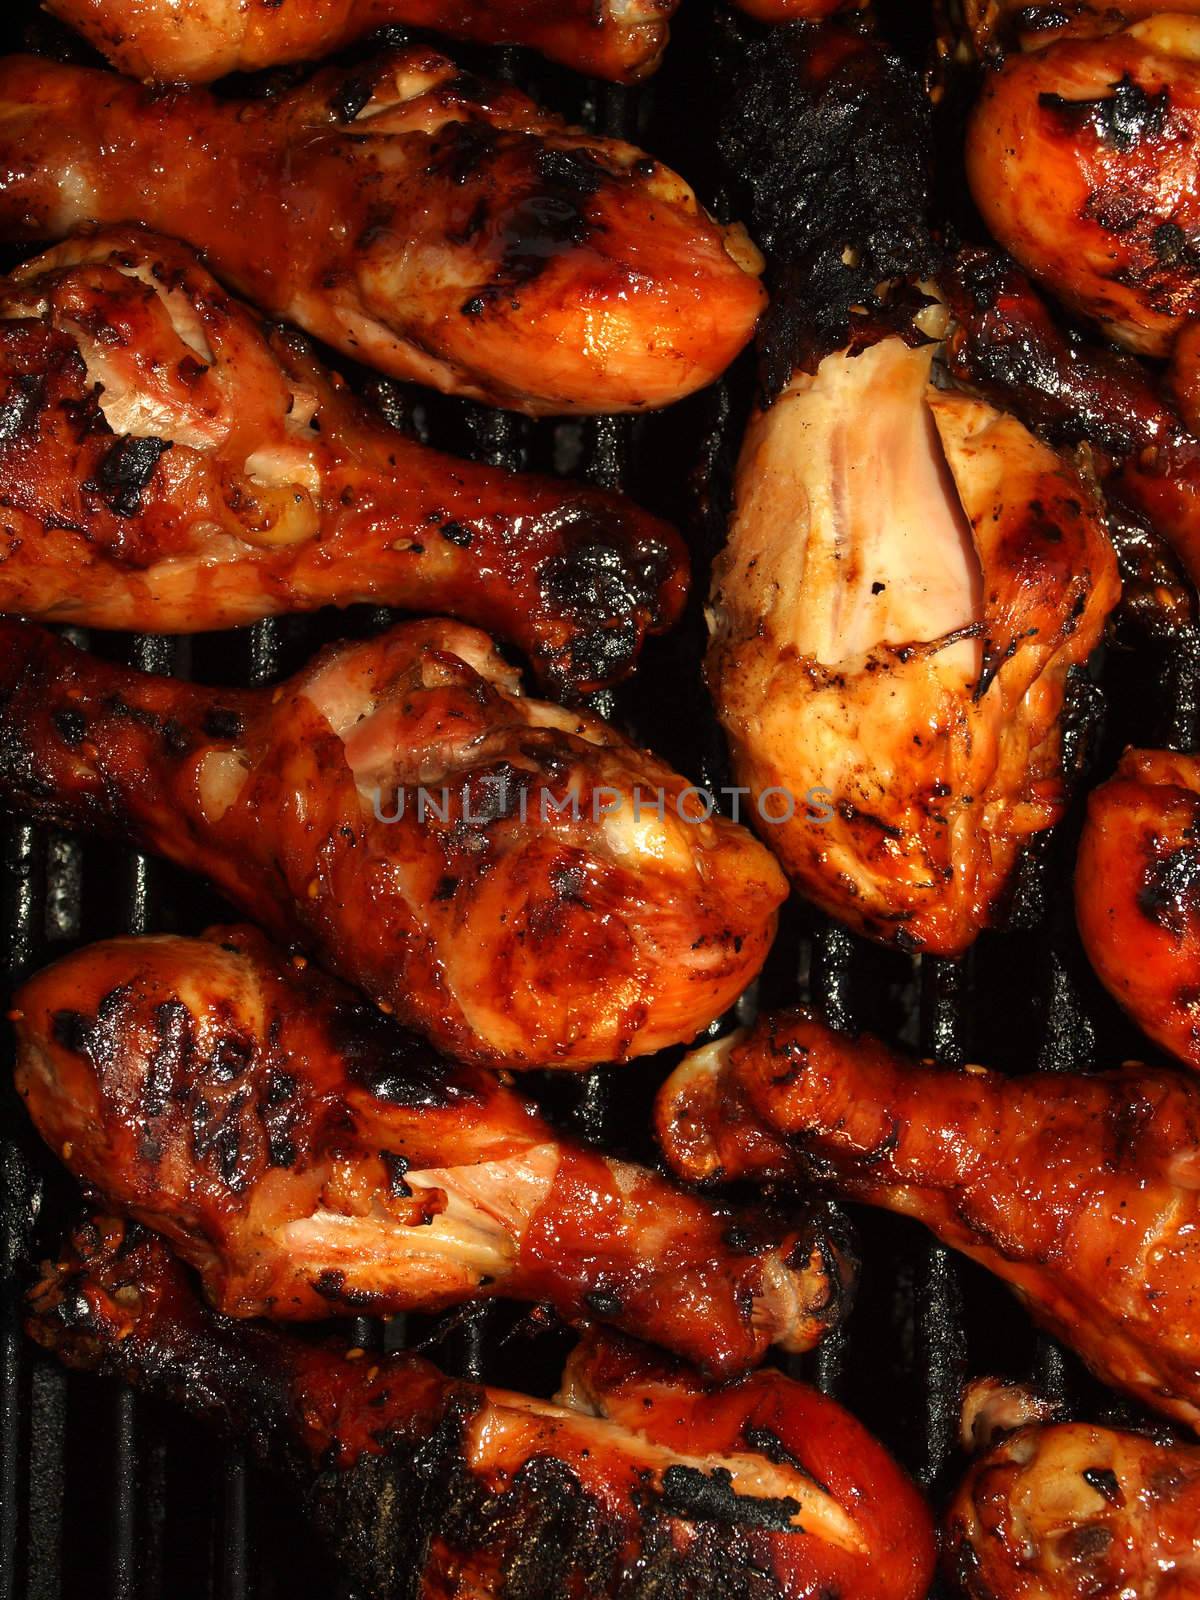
[657,1013,1200,1430]
[12,926,846,1375]
[706,330,1119,957]
[0,619,785,1069]
[950,0,1200,58]
[966,17,1200,356]
[1077,748,1200,1071]
[947,1381,1200,1598]
[727,0,863,23]
[0,51,765,416]
[27,1218,935,1600]
[0,230,685,694]
[44,0,680,84]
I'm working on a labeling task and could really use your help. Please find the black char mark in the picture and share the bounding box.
[717,19,939,398]
[330,1002,470,1110]
[86,436,173,518]
[1039,76,1170,154]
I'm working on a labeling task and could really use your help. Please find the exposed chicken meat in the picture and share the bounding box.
[656,1011,1200,1431]
[947,1380,1200,1598]
[0,619,785,1069]
[966,16,1200,355]
[12,925,847,1375]
[0,229,685,695]
[0,50,765,415]
[26,1218,936,1600]
[43,0,680,84]
[1076,747,1200,1071]
[706,328,1119,956]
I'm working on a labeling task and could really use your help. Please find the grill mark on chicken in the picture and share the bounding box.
[1039,72,1171,148]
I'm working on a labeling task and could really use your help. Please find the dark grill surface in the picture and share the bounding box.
[0,5,1189,1598]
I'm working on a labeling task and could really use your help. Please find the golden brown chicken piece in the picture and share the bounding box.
[0,51,765,416]
[27,1217,936,1600]
[947,1378,1200,1598]
[966,16,1200,355]
[0,619,785,1069]
[706,326,1119,957]
[0,230,686,694]
[657,1011,1200,1431]
[44,0,679,83]
[12,925,846,1375]
[1076,747,1200,1071]
[949,0,1200,59]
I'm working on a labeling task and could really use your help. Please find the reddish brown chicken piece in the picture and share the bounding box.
[706,326,1119,957]
[0,620,785,1069]
[1076,748,1200,1071]
[0,51,765,415]
[44,0,680,83]
[0,230,685,694]
[12,925,846,1375]
[946,1378,1200,1598]
[949,0,1200,59]
[966,17,1200,355]
[728,0,863,23]
[657,1012,1200,1431]
[26,1217,936,1600]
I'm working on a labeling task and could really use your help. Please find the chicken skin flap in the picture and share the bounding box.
[658,1012,1200,1431]
[0,620,786,1068]
[12,926,846,1376]
[0,50,765,415]
[26,1217,934,1600]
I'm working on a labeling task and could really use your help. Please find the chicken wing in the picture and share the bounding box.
[12,925,845,1375]
[727,0,864,23]
[0,229,685,694]
[947,1379,1200,1598]
[966,16,1200,355]
[706,326,1119,956]
[657,1012,1200,1430]
[1076,747,1200,1071]
[44,0,679,84]
[0,50,765,415]
[26,1217,935,1600]
[0,619,785,1069]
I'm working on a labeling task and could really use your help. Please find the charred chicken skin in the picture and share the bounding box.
[26,1219,935,1600]
[44,0,680,84]
[657,1012,1200,1431]
[947,1378,1200,1598]
[0,230,685,694]
[966,15,1200,356]
[1077,747,1200,1071]
[0,619,785,1069]
[12,925,846,1375]
[0,50,765,416]
[706,326,1119,957]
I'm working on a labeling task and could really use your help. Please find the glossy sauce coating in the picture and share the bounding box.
[27,1218,935,1600]
[0,51,766,415]
[658,1012,1200,1431]
[13,925,845,1375]
[0,230,686,694]
[0,619,786,1069]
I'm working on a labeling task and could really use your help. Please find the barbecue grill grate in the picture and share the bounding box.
[0,5,1186,1598]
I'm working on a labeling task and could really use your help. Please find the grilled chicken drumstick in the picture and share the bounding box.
[45,0,680,83]
[0,50,765,416]
[707,326,1119,956]
[12,925,845,1375]
[27,1218,935,1600]
[0,619,785,1069]
[658,1012,1200,1431]
[1077,747,1200,1071]
[966,15,1200,356]
[0,230,685,693]
[946,1377,1200,1598]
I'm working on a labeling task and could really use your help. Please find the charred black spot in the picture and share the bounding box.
[0,373,45,443]
[202,708,244,741]
[329,74,373,123]
[1040,75,1169,152]
[50,1009,90,1054]
[495,147,604,290]
[85,436,173,518]
[540,532,671,626]
[312,1268,347,1299]
[582,1285,624,1317]
[548,863,587,904]
[146,999,192,1117]
[440,521,474,547]
[1082,1466,1123,1505]
[382,1151,411,1199]
[658,1465,800,1533]
[332,1004,467,1110]
[430,120,498,186]
[1137,839,1200,934]
[206,1033,253,1084]
[51,707,86,746]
